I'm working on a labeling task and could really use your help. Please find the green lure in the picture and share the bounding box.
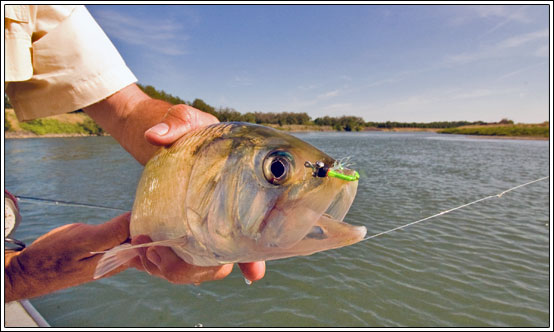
[327,169,360,182]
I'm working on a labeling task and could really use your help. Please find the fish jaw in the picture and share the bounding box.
[254,213,367,261]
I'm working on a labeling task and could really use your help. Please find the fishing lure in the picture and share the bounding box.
[304,160,360,182]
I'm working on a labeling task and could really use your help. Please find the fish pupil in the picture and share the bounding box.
[271,159,286,179]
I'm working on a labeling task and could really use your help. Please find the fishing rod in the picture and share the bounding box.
[14,195,129,212]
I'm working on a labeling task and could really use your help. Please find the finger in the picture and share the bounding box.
[144,104,219,146]
[89,212,132,252]
[145,246,233,284]
[132,235,161,276]
[238,261,266,282]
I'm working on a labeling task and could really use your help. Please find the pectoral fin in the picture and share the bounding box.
[93,237,186,279]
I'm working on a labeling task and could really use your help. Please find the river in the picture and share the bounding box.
[4,131,550,327]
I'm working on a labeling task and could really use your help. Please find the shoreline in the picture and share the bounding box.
[460,134,549,141]
[5,129,548,141]
[4,131,107,139]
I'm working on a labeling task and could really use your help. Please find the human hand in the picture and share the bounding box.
[144,104,219,146]
[4,212,133,302]
[131,235,266,285]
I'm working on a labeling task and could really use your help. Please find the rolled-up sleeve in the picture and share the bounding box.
[5,5,137,121]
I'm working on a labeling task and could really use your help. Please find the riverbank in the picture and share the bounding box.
[438,123,549,140]
[5,109,105,138]
[4,108,549,140]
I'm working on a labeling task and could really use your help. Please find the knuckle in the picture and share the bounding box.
[168,105,196,124]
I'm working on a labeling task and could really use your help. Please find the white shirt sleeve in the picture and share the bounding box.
[5,5,137,121]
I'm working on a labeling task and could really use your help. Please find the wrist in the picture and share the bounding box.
[120,98,173,165]
[84,84,171,165]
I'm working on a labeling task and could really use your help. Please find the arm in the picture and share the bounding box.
[4,213,265,302]
[83,83,219,165]
[4,213,134,302]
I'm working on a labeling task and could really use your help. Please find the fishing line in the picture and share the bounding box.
[361,176,550,242]
[14,195,129,212]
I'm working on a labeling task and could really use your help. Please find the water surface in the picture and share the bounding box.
[4,132,550,327]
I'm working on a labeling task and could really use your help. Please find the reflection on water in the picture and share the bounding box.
[4,132,550,327]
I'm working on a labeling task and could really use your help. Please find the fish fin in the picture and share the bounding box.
[93,243,138,279]
[93,237,187,279]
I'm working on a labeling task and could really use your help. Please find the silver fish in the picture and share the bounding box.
[94,123,366,279]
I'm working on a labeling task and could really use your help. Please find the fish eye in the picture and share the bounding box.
[263,150,294,185]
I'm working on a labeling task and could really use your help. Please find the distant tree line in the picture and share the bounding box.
[3,85,527,133]
[137,83,311,126]
[365,120,486,129]
[134,83,509,130]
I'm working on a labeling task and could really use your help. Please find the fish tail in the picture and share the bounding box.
[93,243,138,279]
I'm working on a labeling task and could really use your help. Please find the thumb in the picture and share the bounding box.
[144,104,219,146]
[145,245,180,272]
[90,212,132,251]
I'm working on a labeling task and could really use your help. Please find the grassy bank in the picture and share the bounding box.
[438,123,549,139]
[5,108,549,140]
[265,123,334,132]
[5,109,105,138]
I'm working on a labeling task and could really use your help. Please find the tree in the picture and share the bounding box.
[192,98,217,117]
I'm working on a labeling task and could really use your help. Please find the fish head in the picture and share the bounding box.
[186,123,366,263]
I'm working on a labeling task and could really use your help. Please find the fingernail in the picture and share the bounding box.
[244,277,253,285]
[147,248,161,266]
[147,123,169,136]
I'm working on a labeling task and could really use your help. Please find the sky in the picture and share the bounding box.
[87,3,551,123]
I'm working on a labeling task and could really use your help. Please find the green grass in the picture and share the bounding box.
[439,124,549,138]
[19,118,104,135]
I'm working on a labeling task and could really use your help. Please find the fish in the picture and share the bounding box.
[94,122,366,279]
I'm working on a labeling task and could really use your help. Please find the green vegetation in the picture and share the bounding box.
[137,83,189,106]
[5,114,13,131]
[136,84,499,131]
[5,85,548,138]
[18,118,104,135]
[78,118,105,135]
[439,123,549,138]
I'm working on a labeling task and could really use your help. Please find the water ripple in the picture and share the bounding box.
[6,133,549,327]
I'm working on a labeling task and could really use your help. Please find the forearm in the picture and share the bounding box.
[4,248,88,302]
[4,251,21,302]
[3,250,54,302]
[4,215,134,302]
[84,84,173,165]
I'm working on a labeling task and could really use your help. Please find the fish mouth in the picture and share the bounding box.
[266,178,367,258]
[296,172,366,254]
[254,165,365,259]
[268,213,367,260]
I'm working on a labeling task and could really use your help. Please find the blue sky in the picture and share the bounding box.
[87,4,550,123]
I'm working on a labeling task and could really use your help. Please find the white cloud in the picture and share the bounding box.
[534,45,548,57]
[497,29,548,48]
[317,89,340,99]
[495,61,547,81]
[471,4,532,23]
[91,9,190,56]
[450,89,495,100]
[450,5,532,27]
[229,74,254,87]
[445,28,548,65]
